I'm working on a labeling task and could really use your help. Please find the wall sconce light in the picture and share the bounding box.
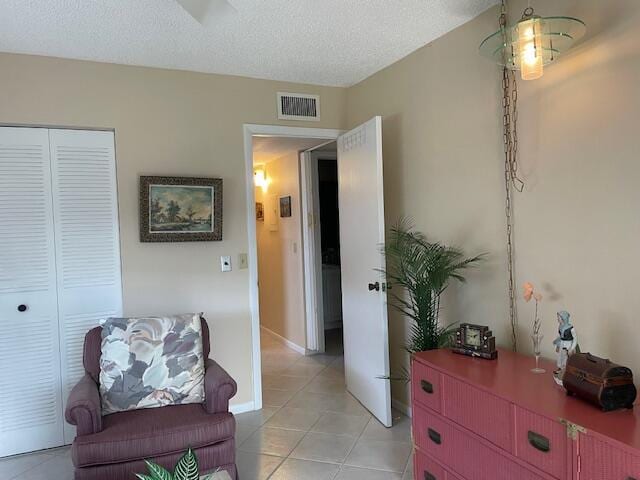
[254,167,268,189]
[479,5,586,81]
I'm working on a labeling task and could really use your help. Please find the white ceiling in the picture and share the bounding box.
[0,0,497,87]
[253,136,332,165]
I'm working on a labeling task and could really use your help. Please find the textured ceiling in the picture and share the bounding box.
[253,136,331,164]
[0,0,497,87]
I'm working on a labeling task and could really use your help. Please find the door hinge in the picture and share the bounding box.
[559,418,586,440]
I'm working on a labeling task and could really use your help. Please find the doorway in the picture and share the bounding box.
[252,136,334,357]
[300,146,343,356]
[317,152,342,356]
[243,124,342,410]
[243,119,392,427]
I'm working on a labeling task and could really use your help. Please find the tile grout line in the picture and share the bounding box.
[254,345,325,478]
[7,453,57,480]
[259,335,413,479]
[262,341,340,479]
[333,410,375,477]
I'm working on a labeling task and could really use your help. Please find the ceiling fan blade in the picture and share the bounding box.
[176,0,236,25]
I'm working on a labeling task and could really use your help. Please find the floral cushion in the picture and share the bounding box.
[99,313,205,415]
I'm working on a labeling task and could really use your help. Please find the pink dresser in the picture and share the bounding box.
[411,348,640,480]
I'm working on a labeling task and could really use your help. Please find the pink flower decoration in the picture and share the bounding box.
[523,282,534,302]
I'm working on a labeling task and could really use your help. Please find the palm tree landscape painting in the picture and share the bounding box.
[140,176,223,242]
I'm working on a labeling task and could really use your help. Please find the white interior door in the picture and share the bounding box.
[337,116,391,427]
[0,127,65,456]
[49,129,123,444]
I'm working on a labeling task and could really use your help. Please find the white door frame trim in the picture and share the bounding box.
[242,123,342,411]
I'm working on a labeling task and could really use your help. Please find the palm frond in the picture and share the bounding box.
[381,217,484,362]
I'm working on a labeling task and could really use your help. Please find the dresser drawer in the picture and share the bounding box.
[442,374,512,452]
[414,404,456,465]
[514,406,568,479]
[415,450,447,480]
[412,359,442,413]
[414,404,546,480]
[579,433,640,480]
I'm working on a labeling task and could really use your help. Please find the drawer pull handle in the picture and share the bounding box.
[428,428,441,445]
[424,471,436,480]
[626,477,637,480]
[421,380,434,394]
[527,431,550,453]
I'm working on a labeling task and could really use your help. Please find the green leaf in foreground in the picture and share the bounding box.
[174,448,199,480]
[143,460,173,480]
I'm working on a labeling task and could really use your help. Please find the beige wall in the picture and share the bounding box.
[347,0,640,407]
[0,52,347,407]
[255,153,306,349]
[3,0,639,412]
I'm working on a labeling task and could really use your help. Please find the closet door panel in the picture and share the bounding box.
[49,129,123,443]
[0,127,64,456]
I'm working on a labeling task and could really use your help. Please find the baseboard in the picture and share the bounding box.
[392,397,412,418]
[260,326,307,355]
[229,401,255,415]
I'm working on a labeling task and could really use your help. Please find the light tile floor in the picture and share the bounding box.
[235,330,414,480]
[1,329,414,480]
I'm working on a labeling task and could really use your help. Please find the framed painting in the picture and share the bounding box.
[280,195,292,217]
[139,176,223,242]
[256,202,264,221]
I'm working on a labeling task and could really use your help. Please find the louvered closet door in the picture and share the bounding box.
[49,129,122,443]
[0,127,65,457]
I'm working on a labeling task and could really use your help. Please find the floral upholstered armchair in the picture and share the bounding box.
[65,317,238,480]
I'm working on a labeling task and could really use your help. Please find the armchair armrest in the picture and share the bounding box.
[65,374,102,436]
[204,358,237,414]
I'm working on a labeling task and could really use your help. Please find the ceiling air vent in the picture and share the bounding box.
[277,92,320,121]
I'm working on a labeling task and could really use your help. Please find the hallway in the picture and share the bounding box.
[234,329,414,479]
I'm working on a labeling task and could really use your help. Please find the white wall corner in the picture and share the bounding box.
[392,397,412,418]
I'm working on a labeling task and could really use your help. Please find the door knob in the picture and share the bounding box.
[17,304,28,312]
[368,282,380,291]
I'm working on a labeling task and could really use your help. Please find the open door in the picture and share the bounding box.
[337,116,392,427]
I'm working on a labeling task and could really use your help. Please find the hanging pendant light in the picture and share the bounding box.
[479,6,586,80]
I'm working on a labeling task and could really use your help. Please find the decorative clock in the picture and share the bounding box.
[452,323,498,360]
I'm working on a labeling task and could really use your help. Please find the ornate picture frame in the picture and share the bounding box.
[139,176,223,242]
[279,195,292,217]
[256,202,264,221]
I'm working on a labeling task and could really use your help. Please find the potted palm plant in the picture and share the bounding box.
[381,219,484,378]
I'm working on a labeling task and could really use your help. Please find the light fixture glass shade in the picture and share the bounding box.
[479,16,586,79]
[518,16,544,80]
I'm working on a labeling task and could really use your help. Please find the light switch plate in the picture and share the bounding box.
[220,255,232,272]
[238,253,248,269]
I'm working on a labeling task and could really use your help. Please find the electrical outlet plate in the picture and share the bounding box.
[220,255,232,272]
[238,253,248,269]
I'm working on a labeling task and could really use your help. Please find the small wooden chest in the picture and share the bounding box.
[563,352,637,411]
